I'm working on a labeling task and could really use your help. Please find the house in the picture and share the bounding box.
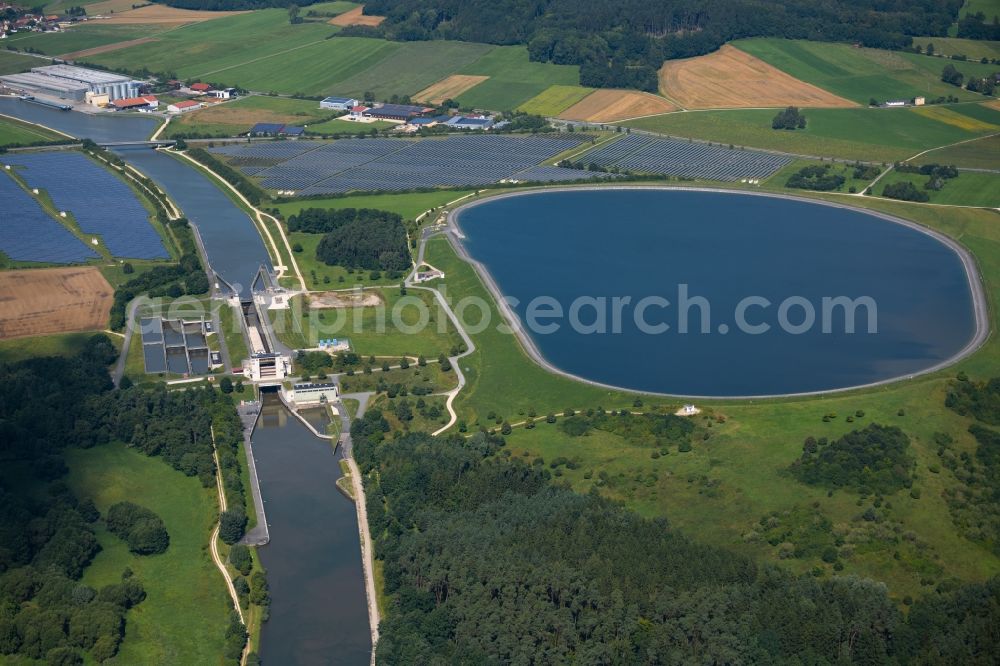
[167,100,201,113]
[364,103,432,122]
[112,95,158,111]
[210,87,236,99]
[913,96,926,106]
[320,96,358,111]
[189,82,211,93]
[349,105,369,118]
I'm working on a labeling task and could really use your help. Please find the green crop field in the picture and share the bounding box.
[0,116,66,147]
[455,46,581,111]
[518,85,595,116]
[911,37,1000,61]
[305,118,396,135]
[5,23,175,55]
[65,442,229,663]
[877,169,1000,208]
[913,133,1000,169]
[0,49,38,75]
[734,38,999,104]
[621,106,991,162]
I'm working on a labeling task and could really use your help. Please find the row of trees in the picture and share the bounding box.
[352,425,1000,663]
[287,207,403,234]
[785,164,846,191]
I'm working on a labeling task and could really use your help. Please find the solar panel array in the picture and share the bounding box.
[210,135,592,195]
[580,134,791,181]
[510,165,622,183]
[0,172,99,264]
[6,152,169,259]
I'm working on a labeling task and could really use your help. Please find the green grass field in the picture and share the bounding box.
[0,331,120,364]
[275,189,475,220]
[913,133,1000,169]
[734,38,999,104]
[911,37,1000,61]
[5,23,175,55]
[164,95,341,138]
[455,46,581,111]
[0,116,67,147]
[621,106,992,162]
[271,288,463,357]
[305,118,396,135]
[287,231,410,289]
[517,85,595,116]
[0,49,38,75]
[64,443,229,663]
[764,158,882,193]
[877,169,1000,208]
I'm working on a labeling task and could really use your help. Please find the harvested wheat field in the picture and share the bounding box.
[415,75,489,104]
[97,5,248,24]
[62,37,160,60]
[658,44,857,110]
[0,268,113,340]
[559,89,677,122]
[329,5,386,27]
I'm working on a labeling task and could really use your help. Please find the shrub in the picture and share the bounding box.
[105,502,169,555]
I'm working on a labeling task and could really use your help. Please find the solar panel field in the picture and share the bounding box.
[6,152,168,260]
[211,135,599,195]
[0,172,99,264]
[577,134,791,181]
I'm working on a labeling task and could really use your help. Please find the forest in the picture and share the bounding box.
[351,422,1000,663]
[315,211,410,272]
[0,338,252,663]
[789,424,915,494]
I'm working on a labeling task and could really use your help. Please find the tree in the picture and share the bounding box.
[287,3,299,23]
[941,64,964,87]
[772,106,806,130]
[122,263,134,274]
[220,376,234,394]
[229,545,253,575]
[219,509,248,545]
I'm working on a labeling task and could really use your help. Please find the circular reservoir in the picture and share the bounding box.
[454,188,984,397]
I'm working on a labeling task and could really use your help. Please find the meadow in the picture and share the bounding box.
[454,46,582,111]
[876,169,1000,208]
[65,442,230,663]
[164,95,341,138]
[0,49,37,75]
[621,106,992,162]
[0,330,120,364]
[275,188,474,220]
[911,36,1000,61]
[305,118,396,135]
[0,116,66,147]
[5,23,175,56]
[734,38,1000,104]
[914,133,1000,169]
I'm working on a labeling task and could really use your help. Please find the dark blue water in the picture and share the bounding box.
[253,396,370,665]
[0,97,156,142]
[458,189,977,396]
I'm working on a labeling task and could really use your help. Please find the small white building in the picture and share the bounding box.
[285,382,339,405]
[320,96,359,111]
[167,100,201,113]
[210,88,236,99]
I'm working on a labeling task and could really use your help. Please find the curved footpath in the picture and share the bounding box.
[444,185,992,401]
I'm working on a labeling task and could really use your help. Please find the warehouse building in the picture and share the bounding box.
[320,96,358,111]
[364,103,433,122]
[0,64,141,101]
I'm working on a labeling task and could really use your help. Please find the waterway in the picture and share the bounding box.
[252,394,370,665]
[457,188,980,397]
[0,98,272,292]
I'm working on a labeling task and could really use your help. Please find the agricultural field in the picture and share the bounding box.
[96,4,249,24]
[659,44,857,109]
[517,85,595,117]
[621,106,994,162]
[0,267,113,339]
[558,89,677,122]
[912,103,1000,132]
[305,117,396,135]
[0,49,37,75]
[4,23,176,56]
[164,95,341,138]
[454,46,581,111]
[913,133,1000,170]
[328,4,386,26]
[65,442,229,663]
[0,116,66,147]
[911,37,1000,61]
[415,74,490,105]
[734,38,1000,104]
[876,169,1000,208]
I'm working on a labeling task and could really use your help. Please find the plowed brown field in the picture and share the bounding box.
[0,268,113,339]
[559,89,677,122]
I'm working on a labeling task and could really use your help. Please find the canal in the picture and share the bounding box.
[252,394,370,665]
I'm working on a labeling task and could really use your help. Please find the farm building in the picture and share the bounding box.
[320,96,358,111]
[210,88,237,99]
[365,103,432,121]
[189,82,211,93]
[112,95,158,111]
[0,64,140,101]
[349,105,369,118]
[446,115,493,130]
[167,100,201,113]
[249,123,304,137]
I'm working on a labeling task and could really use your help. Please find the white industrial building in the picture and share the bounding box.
[242,352,292,383]
[283,382,339,406]
[320,96,358,111]
[0,64,141,101]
